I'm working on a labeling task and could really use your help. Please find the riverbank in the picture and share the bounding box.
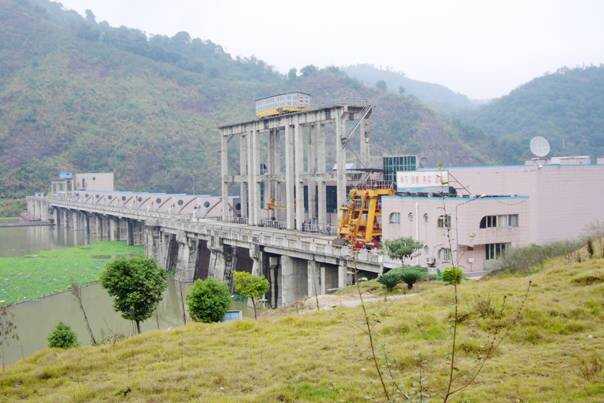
[0,241,143,304]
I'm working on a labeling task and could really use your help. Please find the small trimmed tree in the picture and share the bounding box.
[101,256,167,334]
[48,322,78,349]
[383,237,422,264]
[234,271,269,319]
[442,266,464,286]
[398,267,427,289]
[187,278,231,323]
[377,270,401,299]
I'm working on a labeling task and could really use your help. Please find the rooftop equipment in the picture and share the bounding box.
[255,92,311,118]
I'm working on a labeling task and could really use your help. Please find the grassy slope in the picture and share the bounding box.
[0,241,143,304]
[1,257,602,401]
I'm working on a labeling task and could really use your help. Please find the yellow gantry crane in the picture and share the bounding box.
[338,182,395,250]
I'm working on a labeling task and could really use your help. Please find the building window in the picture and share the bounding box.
[408,212,414,222]
[437,214,451,228]
[389,212,400,224]
[438,248,452,262]
[480,214,519,229]
[423,213,429,223]
[485,243,509,260]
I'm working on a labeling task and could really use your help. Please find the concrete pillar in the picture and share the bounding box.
[52,208,59,226]
[294,120,305,231]
[307,260,320,297]
[280,255,296,306]
[126,220,135,245]
[315,123,327,230]
[320,266,327,295]
[175,235,196,283]
[335,108,347,222]
[360,116,370,166]
[252,129,261,225]
[269,256,278,308]
[72,210,79,230]
[338,262,348,289]
[109,217,118,241]
[308,125,317,221]
[239,133,248,220]
[246,130,255,225]
[220,129,229,221]
[250,245,263,276]
[285,123,295,230]
[267,128,276,219]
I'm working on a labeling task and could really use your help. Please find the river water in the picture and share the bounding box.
[0,226,205,365]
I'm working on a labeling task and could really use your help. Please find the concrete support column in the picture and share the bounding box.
[62,209,70,229]
[52,208,59,226]
[220,129,229,221]
[239,133,248,220]
[360,116,370,166]
[307,260,320,297]
[338,262,348,289]
[252,129,261,225]
[175,234,195,282]
[335,108,347,222]
[294,120,305,231]
[269,256,279,308]
[109,217,118,241]
[250,245,263,276]
[308,125,317,221]
[316,123,327,230]
[285,123,295,230]
[267,128,276,219]
[72,210,79,231]
[280,255,295,306]
[126,219,135,246]
[246,130,254,225]
[320,266,327,294]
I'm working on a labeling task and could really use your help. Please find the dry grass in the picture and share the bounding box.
[1,257,603,401]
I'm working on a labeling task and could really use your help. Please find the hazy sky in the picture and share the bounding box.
[59,0,604,99]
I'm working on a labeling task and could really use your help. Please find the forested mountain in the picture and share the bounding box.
[343,64,476,112]
[0,0,500,197]
[464,66,604,162]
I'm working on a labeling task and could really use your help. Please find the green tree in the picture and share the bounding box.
[233,271,269,319]
[377,270,401,299]
[442,266,464,285]
[398,267,426,289]
[48,322,78,349]
[186,278,231,323]
[383,237,423,263]
[100,256,167,334]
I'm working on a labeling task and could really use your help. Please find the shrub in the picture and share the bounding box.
[398,267,427,289]
[48,322,78,349]
[442,266,464,285]
[484,240,581,275]
[233,271,269,319]
[101,256,167,334]
[187,278,232,323]
[378,270,402,293]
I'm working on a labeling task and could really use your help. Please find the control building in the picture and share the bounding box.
[381,157,604,276]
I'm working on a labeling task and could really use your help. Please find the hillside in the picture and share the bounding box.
[1,256,602,400]
[465,66,604,162]
[0,0,499,198]
[344,64,476,112]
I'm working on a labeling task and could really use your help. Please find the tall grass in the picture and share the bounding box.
[485,240,582,275]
